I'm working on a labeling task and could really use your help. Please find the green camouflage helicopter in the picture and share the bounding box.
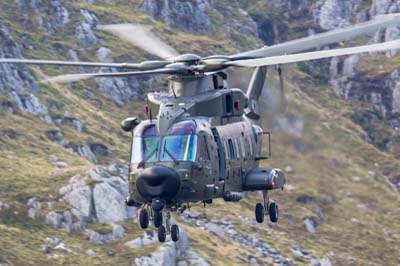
[2,14,400,243]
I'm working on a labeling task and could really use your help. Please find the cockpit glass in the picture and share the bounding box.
[160,134,197,162]
[131,123,198,163]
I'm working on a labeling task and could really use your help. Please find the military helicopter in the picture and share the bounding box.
[2,13,400,243]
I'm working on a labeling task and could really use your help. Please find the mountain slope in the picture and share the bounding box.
[0,1,400,266]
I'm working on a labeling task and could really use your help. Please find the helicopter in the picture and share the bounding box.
[2,13,400,243]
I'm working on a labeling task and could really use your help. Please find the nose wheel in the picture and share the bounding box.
[141,204,180,243]
[255,191,279,224]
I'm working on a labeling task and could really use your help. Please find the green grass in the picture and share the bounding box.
[1,0,400,265]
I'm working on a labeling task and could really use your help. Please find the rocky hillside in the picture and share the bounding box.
[0,0,400,266]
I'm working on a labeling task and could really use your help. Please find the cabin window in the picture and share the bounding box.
[226,94,232,115]
[240,138,246,158]
[234,139,240,159]
[223,141,229,160]
[228,139,235,160]
[247,136,253,156]
[197,135,210,161]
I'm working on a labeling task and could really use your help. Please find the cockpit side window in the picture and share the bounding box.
[197,135,210,161]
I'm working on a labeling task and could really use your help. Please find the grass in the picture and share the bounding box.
[1,0,400,265]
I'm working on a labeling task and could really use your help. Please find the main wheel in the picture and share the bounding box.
[153,210,163,228]
[269,202,278,223]
[157,225,167,242]
[171,224,179,242]
[255,203,265,223]
[139,209,149,229]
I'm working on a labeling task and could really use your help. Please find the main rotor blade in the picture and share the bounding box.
[229,39,400,67]
[43,68,184,84]
[100,24,179,60]
[0,58,142,69]
[231,13,400,59]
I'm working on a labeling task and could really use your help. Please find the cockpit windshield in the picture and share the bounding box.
[131,121,198,164]
[160,135,197,162]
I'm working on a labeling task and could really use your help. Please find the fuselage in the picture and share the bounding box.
[128,114,264,205]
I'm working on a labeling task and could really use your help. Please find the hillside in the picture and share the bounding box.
[0,1,400,266]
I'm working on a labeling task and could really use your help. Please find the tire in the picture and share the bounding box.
[153,211,163,228]
[158,225,167,243]
[139,209,149,229]
[269,202,278,223]
[171,224,179,242]
[255,203,265,223]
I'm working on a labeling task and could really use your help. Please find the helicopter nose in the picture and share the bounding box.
[136,165,181,200]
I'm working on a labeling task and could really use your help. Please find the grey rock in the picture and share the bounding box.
[351,176,361,182]
[205,222,225,237]
[95,47,142,105]
[54,242,72,253]
[368,171,377,177]
[75,144,98,163]
[304,217,318,233]
[45,237,62,245]
[52,161,69,168]
[42,245,51,254]
[86,249,97,257]
[27,197,41,219]
[313,0,362,30]
[93,182,129,224]
[141,0,211,33]
[87,224,125,244]
[224,8,259,38]
[76,9,99,47]
[59,165,136,227]
[46,211,63,228]
[135,242,177,266]
[0,201,10,210]
[8,92,52,124]
[61,181,93,221]
[285,165,294,174]
[125,230,158,249]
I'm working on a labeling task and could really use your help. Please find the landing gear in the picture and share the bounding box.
[144,203,180,243]
[157,225,167,242]
[153,210,163,228]
[139,208,149,229]
[269,202,278,223]
[171,224,179,242]
[254,191,279,223]
[255,203,264,223]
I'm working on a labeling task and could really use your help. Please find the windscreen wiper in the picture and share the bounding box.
[163,140,179,165]
[138,147,158,167]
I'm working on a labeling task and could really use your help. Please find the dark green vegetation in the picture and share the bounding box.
[0,1,399,265]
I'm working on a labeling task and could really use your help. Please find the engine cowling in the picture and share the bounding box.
[243,168,285,191]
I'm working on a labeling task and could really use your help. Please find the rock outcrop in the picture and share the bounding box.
[95,47,142,105]
[134,227,209,266]
[0,19,52,124]
[313,0,362,30]
[46,165,135,232]
[75,9,99,47]
[140,0,212,34]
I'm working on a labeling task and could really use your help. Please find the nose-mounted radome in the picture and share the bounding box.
[135,165,181,201]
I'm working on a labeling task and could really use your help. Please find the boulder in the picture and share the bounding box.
[87,224,125,244]
[304,217,318,233]
[58,165,136,228]
[93,182,128,224]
